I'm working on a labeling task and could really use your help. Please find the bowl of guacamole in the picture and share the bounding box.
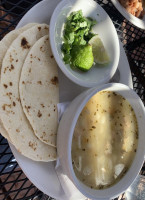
[50,0,120,87]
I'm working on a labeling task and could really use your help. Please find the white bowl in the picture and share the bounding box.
[50,0,120,88]
[57,83,145,200]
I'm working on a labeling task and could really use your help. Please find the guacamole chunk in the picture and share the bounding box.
[71,45,94,71]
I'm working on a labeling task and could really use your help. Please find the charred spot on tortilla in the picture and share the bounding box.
[8,64,15,72]
[13,102,16,106]
[44,38,49,44]
[16,59,18,62]
[2,105,6,111]
[21,37,30,49]
[3,84,8,88]
[9,55,14,62]
[37,110,42,118]
[40,46,45,52]
[50,55,54,58]
[38,27,41,31]
[40,104,45,108]
[11,64,14,70]
[9,82,13,86]
[29,68,31,73]
[29,141,37,151]
[51,76,58,85]
[24,105,31,113]
[4,104,12,110]
[6,92,12,100]
[4,67,9,73]
[37,81,42,85]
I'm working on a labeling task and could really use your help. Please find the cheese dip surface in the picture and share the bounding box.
[71,91,138,189]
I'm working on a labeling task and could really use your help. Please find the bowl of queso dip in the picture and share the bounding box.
[57,83,145,200]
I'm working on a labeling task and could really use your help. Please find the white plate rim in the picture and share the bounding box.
[111,0,145,30]
[8,0,133,199]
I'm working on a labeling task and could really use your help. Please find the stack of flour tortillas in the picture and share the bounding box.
[0,23,59,162]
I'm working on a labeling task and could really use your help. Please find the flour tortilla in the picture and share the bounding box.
[0,23,37,79]
[19,35,59,146]
[0,23,37,141]
[0,24,56,161]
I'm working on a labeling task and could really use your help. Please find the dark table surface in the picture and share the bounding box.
[0,0,145,199]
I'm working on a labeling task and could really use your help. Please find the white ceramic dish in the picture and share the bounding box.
[111,0,145,30]
[49,0,120,87]
[8,0,133,199]
[57,82,145,200]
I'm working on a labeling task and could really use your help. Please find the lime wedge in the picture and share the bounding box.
[89,35,110,64]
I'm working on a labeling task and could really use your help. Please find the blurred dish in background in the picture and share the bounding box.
[111,0,145,29]
[119,0,145,18]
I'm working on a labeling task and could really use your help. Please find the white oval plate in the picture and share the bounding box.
[111,0,145,30]
[9,0,133,200]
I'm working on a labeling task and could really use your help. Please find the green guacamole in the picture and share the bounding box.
[71,45,94,71]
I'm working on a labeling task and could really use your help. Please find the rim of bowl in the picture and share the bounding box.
[49,0,120,88]
[66,83,145,199]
